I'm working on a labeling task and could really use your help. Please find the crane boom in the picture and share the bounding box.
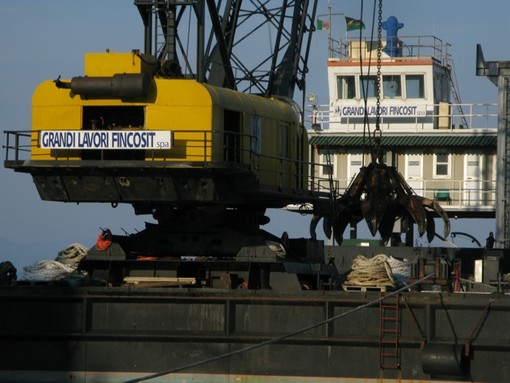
[134,0,318,98]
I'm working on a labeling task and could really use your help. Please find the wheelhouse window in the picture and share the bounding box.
[360,75,377,98]
[319,153,335,177]
[406,74,425,98]
[383,75,402,99]
[433,152,451,178]
[348,154,363,180]
[336,76,356,99]
[251,116,261,155]
[279,124,289,158]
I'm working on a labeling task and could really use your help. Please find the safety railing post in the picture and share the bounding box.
[14,132,20,161]
[4,132,10,161]
[279,157,283,189]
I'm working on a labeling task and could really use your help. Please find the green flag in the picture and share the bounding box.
[345,16,365,32]
[317,19,330,31]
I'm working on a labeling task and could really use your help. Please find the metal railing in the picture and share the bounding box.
[307,102,498,131]
[3,131,33,161]
[313,175,496,209]
[3,129,334,199]
[4,129,497,211]
[330,35,450,63]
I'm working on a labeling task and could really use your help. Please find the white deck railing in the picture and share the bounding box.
[308,103,498,132]
[312,176,496,210]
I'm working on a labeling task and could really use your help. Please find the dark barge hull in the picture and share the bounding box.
[1,283,509,382]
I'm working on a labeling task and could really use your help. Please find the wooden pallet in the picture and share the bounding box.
[342,284,391,292]
[123,276,196,287]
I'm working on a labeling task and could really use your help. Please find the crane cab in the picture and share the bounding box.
[10,50,310,211]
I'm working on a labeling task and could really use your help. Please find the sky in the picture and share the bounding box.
[0,0,507,272]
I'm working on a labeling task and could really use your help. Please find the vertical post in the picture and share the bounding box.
[4,132,10,161]
[195,0,205,82]
[495,75,510,248]
[318,5,345,58]
[14,132,20,161]
[476,45,510,248]
[204,130,207,163]
[327,0,332,54]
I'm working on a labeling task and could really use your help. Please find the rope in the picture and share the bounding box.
[345,254,395,286]
[22,243,88,281]
[124,273,435,383]
[22,260,76,281]
[56,243,88,267]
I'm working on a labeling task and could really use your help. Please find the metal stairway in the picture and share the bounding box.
[379,293,400,369]
[447,60,469,128]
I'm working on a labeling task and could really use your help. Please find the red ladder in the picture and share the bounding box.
[379,292,400,369]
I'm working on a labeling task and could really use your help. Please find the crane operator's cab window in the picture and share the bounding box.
[82,106,145,160]
[336,76,356,99]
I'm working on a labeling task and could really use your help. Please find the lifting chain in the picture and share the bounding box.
[402,296,427,350]
[372,0,384,163]
[464,298,494,356]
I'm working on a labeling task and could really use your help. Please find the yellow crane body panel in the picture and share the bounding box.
[21,51,310,206]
